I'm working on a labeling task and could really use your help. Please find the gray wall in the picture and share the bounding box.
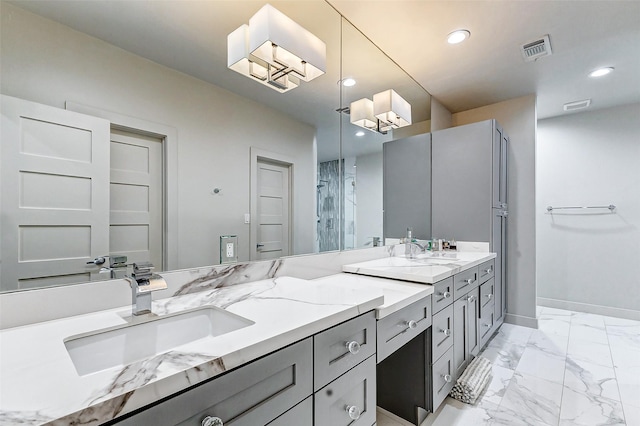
[1,3,316,269]
[453,95,538,327]
[537,103,640,317]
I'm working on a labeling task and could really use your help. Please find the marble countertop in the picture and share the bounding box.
[0,276,383,425]
[342,251,497,284]
[312,273,435,319]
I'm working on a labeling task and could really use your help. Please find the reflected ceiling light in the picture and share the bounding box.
[447,29,470,44]
[373,89,412,131]
[589,67,614,77]
[355,131,365,137]
[349,89,412,134]
[342,78,356,87]
[228,4,326,93]
[350,98,378,131]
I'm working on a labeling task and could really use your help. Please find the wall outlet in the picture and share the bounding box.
[220,235,238,264]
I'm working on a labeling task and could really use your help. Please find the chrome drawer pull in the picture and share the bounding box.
[345,405,362,420]
[346,341,361,355]
[441,328,451,337]
[484,268,492,274]
[467,295,476,303]
[485,294,493,299]
[438,291,451,299]
[442,374,452,383]
[202,416,223,426]
[483,323,492,328]
[406,320,418,329]
[464,278,474,285]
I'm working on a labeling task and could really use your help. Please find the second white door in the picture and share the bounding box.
[254,160,291,260]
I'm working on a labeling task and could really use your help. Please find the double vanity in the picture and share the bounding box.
[0,248,500,426]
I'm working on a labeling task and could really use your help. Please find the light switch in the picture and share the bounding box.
[244,213,250,224]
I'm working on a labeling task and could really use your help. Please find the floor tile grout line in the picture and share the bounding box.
[606,319,629,425]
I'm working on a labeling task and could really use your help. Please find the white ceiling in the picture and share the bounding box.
[6,0,640,127]
[331,0,640,119]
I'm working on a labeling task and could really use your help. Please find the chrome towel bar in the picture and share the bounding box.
[546,204,616,212]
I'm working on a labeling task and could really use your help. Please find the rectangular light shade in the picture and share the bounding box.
[228,24,298,92]
[350,98,377,131]
[373,89,412,131]
[249,4,326,82]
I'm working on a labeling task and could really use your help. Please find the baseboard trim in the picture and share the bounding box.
[537,297,640,321]
[504,313,539,329]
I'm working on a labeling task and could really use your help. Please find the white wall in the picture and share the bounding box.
[537,103,640,317]
[453,95,538,327]
[430,97,453,131]
[0,3,316,269]
[356,151,383,248]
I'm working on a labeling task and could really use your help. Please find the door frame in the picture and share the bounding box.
[250,147,293,261]
[65,101,179,270]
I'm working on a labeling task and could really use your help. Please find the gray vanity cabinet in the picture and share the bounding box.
[112,338,313,426]
[453,286,480,378]
[268,397,313,426]
[377,296,432,363]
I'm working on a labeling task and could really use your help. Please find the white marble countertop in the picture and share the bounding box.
[0,276,383,425]
[342,251,497,284]
[312,273,434,319]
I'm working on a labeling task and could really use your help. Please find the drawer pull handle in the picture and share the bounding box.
[467,295,476,303]
[442,374,452,383]
[406,320,418,329]
[485,294,493,299]
[484,323,492,328]
[441,328,451,337]
[346,341,361,355]
[345,405,362,420]
[464,278,475,285]
[439,291,451,299]
[202,416,223,426]
[484,268,492,274]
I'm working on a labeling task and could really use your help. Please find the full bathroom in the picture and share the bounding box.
[0,1,639,425]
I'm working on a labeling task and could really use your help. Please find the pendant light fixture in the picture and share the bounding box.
[228,4,326,93]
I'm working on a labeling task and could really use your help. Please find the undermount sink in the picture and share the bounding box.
[65,306,254,376]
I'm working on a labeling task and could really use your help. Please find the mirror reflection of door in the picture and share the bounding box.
[253,159,291,261]
[0,95,110,291]
[109,129,164,272]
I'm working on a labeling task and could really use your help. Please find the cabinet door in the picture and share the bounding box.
[431,277,454,314]
[431,346,455,411]
[314,355,376,426]
[453,297,469,379]
[267,396,313,426]
[467,288,480,357]
[114,338,312,426]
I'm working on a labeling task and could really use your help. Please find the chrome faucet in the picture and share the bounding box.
[126,262,167,316]
[401,228,428,258]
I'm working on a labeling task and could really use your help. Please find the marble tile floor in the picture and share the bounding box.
[376,307,640,426]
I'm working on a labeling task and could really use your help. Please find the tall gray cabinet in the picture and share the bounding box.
[431,119,508,335]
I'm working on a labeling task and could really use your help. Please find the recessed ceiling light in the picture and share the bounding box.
[447,30,470,44]
[355,131,365,137]
[342,78,356,87]
[589,67,614,78]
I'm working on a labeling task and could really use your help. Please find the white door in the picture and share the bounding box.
[0,95,110,291]
[254,160,291,260]
[109,129,163,270]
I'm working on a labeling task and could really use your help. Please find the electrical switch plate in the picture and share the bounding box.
[220,235,238,264]
[244,213,250,224]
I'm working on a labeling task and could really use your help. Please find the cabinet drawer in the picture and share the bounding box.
[314,355,376,426]
[377,296,431,363]
[116,338,313,426]
[431,345,455,411]
[480,278,495,310]
[478,259,495,284]
[431,304,454,363]
[267,396,312,426]
[314,311,376,391]
[480,302,495,347]
[453,267,479,299]
[431,277,454,314]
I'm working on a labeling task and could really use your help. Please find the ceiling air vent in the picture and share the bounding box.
[563,99,591,112]
[521,35,552,62]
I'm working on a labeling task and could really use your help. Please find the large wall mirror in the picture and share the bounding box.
[0,0,430,293]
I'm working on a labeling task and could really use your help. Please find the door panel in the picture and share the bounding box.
[1,95,110,291]
[255,160,290,260]
[109,129,163,270]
